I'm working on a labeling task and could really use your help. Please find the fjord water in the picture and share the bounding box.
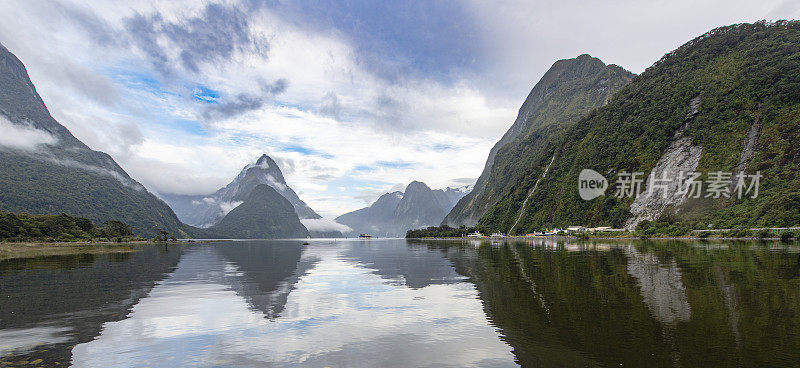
[1,239,799,367]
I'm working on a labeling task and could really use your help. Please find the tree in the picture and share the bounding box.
[156,228,170,242]
[104,220,133,237]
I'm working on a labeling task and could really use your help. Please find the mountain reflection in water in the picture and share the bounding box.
[0,238,798,367]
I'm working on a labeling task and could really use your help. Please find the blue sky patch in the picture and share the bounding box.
[170,118,207,136]
[108,69,168,95]
[376,160,414,169]
[192,86,220,104]
[278,143,334,159]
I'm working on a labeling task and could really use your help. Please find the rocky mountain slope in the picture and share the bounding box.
[476,21,800,233]
[337,181,469,237]
[0,42,190,237]
[163,154,320,228]
[444,54,634,227]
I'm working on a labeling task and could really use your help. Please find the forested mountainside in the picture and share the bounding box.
[477,21,800,234]
[444,54,634,227]
[199,184,310,239]
[0,42,190,237]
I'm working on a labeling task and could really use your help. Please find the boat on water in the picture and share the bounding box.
[526,230,557,237]
[490,232,506,238]
[358,233,372,238]
[466,231,484,238]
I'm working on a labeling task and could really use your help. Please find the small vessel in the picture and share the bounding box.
[490,232,506,238]
[467,231,484,238]
[359,233,372,238]
[529,230,557,237]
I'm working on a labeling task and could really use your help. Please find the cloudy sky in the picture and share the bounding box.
[1,0,798,217]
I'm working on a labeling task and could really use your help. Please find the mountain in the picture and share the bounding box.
[476,21,800,233]
[443,54,634,227]
[336,181,469,237]
[334,191,404,236]
[202,184,310,239]
[163,154,321,228]
[0,42,190,237]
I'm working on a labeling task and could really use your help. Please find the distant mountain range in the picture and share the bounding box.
[0,42,190,237]
[337,181,470,237]
[446,21,800,233]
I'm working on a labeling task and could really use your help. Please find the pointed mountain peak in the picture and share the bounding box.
[546,54,608,76]
[240,154,285,184]
[405,181,430,192]
[255,154,276,168]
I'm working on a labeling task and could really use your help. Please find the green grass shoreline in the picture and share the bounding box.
[0,240,205,261]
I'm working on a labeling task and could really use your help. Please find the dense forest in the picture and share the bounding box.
[406,225,479,238]
[0,211,145,242]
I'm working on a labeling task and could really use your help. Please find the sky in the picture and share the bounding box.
[0,0,798,218]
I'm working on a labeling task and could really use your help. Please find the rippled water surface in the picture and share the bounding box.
[1,238,799,367]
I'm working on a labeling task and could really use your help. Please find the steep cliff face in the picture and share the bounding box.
[0,42,190,237]
[624,97,703,230]
[478,21,800,233]
[444,54,634,227]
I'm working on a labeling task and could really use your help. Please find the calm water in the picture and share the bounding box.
[1,239,799,367]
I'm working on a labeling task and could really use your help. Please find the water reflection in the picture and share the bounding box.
[1,239,799,367]
[71,240,516,367]
[0,246,183,365]
[342,240,465,288]
[624,246,691,325]
[215,240,312,318]
[421,238,800,367]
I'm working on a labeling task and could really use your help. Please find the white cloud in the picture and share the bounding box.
[219,201,243,216]
[300,218,352,234]
[0,115,58,151]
